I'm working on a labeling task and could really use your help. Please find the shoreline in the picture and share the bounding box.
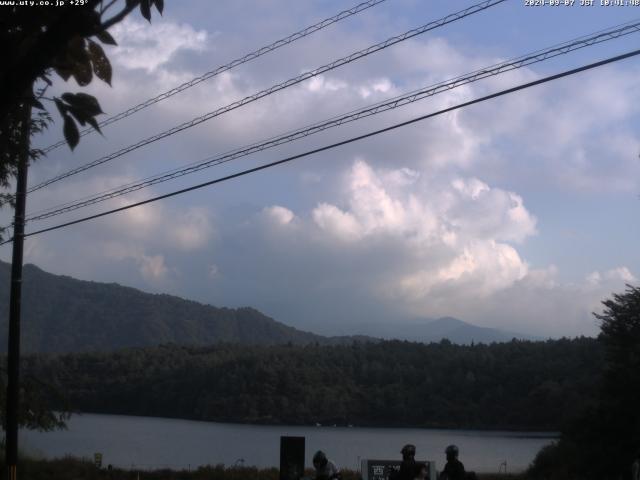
[7,457,528,479]
[59,411,560,437]
[23,413,550,473]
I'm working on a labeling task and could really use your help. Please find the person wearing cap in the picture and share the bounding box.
[396,444,416,480]
[440,445,465,480]
[313,450,340,480]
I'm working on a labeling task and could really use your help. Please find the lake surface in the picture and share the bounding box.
[21,413,556,473]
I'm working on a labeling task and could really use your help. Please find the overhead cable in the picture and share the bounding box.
[23,19,640,223]
[2,47,637,245]
[40,0,389,154]
[27,0,506,194]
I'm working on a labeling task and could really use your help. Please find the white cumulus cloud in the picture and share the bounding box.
[307,159,534,305]
[110,18,208,73]
[264,205,295,226]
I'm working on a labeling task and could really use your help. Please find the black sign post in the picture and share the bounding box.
[280,436,305,480]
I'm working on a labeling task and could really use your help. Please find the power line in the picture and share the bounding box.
[22,19,640,223]
[3,47,637,246]
[26,18,640,220]
[27,0,506,194]
[40,0,389,154]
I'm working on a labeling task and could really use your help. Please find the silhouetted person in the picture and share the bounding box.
[440,445,465,480]
[395,444,416,480]
[313,450,340,480]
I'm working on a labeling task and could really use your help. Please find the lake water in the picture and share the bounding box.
[21,413,556,473]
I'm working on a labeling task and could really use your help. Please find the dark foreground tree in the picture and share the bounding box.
[0,0,164,237]
[592,285,640,477]
[529,284,640,480]
[0,364,69,432]
[0,0,164,432]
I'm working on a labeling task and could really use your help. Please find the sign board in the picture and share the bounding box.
[280,436,305,480]
[360,459,436,480]
[94,452,103,468]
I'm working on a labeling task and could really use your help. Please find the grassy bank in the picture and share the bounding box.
[1,457,527,480]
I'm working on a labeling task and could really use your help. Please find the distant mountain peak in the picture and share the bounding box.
[0,261,536,352]
[362,316,537,345]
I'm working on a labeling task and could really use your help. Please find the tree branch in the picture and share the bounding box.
[99,2,139,32]
[100,0,119,15]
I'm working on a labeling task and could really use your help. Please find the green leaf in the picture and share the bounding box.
[65,36,93,86]
[87,39,112,86]
[85,9,102,32]
[66,36,89,64]
[63,93,104,133]
[85,116,103,135]
[54,98,67,118]
[153,0,164,15]
[60,92,75,104]
[96,30,117,46]
[54,66,72,82]
[140,0,151,21]
[31,98,45,111]
[63,114,80,150]
[71,61,93,87]
[68,108,87,126]
[61,92,103,117]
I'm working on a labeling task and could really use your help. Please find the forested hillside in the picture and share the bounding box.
[25,337,601,431]
[0,262,336,352]
[0,261,529,352]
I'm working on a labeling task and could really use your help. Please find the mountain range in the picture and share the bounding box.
[364,316,539,344]
[0,261,536,353]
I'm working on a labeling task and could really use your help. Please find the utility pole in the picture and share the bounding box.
[5,100,31,480]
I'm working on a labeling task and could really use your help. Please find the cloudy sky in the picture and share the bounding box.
[3,0,640,338]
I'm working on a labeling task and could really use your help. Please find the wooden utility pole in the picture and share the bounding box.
[5,101,31,480]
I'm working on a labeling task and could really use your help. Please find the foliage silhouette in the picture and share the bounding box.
[529,285,640,480]
[0,0,163,239]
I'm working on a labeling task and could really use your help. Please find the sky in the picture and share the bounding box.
[2,0,640,338]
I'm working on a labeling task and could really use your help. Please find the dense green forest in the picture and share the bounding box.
[23,337,600,431]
